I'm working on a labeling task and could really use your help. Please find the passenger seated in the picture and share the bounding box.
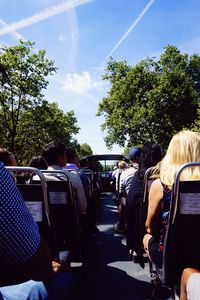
[0,162,72,300]
[112,161,127,233]
[110,164,118,191]
[114,161,127,197]
[29,155,48,170]
[42,141,87,217]
[120,147,141,195]
[126,142,163,258]
[64,148,80,171]
[65,148,99,235]
[113,148,141,233]
[0,147,18,181]
[0,146,17,166]
[143,130,200,268]
[64,148,90,198]
[180,268,200,300]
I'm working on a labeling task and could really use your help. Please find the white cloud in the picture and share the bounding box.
[0,0,93,36]
[61,71,104,93]
[58,34,65,42]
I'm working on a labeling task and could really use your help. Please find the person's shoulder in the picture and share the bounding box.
[151,178,162,188]
[149,178,163,197]
[123,166,137,176]
[67,171,81,185]
[65,170,75,179]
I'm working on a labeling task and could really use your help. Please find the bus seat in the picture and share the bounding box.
[150,162,200,297]
[41,171,80,256]
[6,166,59,259]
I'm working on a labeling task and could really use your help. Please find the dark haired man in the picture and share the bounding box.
[42,141,87,217]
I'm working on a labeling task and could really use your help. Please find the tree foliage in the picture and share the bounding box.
[16,101,79,164]
[78,143,93,159]
[0,40,79,163]
[97,46,200,149]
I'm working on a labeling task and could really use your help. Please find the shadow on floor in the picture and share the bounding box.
[71,193,172,300]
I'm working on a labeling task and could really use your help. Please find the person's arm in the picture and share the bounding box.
[21,238,54,281]
[180,268,190,300]
[145,178,163,234]
[3,237,69,285]
[180,268,200,300]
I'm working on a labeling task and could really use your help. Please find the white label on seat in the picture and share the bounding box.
[49,192,68,204]
[25,201,43,222]
[180,193,200,214]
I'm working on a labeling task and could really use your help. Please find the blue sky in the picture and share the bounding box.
[0,0,200,154]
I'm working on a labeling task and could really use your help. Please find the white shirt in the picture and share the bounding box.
[120,166,138,194]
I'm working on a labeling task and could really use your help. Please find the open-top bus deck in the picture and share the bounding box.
[71,192,173,300]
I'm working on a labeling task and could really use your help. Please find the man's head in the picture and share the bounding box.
[0,147,11,166]
[0,147,16,166]
[80,157,89,168]
[118,161,127,170]
[128,147,141,164]
[66,148,78,164]
[43,141,67,167]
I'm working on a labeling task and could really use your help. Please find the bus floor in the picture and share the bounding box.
[70,193,173,300]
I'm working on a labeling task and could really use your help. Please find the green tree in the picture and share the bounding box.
[0,40,80,163]
[16,101,79,164]
[78,143,93,159]
[0,40,56,155]
[97,46,200,149]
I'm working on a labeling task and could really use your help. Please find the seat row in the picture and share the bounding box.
[6,166,83,264]
[142,162,200,299]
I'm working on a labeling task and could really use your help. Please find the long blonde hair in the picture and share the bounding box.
[159,130,200,187]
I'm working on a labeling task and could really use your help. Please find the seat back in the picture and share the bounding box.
[141,167,155,239]
[41,170,79,251]
[142,167,155,203]
[162,162,200,287]
[83,170,94,198]
[6,166,58,258]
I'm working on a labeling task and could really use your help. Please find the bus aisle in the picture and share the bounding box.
[71,192,172,300]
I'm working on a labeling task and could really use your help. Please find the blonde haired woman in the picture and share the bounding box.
[143,130,200,268]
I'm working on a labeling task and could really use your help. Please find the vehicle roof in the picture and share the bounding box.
[81,154,129,162]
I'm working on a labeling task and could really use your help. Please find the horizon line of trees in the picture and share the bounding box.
[97,45,200,150]
[1,40,200,164]
[0,40,93,164]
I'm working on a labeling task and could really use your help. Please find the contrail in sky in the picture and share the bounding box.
[0,19,25,41]
[0,0,92,36]
[102,0,156,67]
